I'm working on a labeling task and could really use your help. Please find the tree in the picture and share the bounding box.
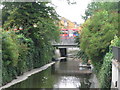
[2,2,60,84]
[82,2,118,21]
[80,10,118,71]
[2,2,60,43]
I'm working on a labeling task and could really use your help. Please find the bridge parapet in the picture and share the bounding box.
[52,36,77,47]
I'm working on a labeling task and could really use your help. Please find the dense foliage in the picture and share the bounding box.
[82,2,118,21]
[2,2,60,85]
[80,10,118,72]
[2,30,28,83]
[111,35,120,47]
[79,2,119,88]
[99,36,120,88]
[98,51,113,89]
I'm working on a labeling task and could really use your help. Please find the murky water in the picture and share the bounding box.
[8,58,97,89]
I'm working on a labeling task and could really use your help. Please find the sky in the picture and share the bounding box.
[0,0,92,24]
[51,0,92,24]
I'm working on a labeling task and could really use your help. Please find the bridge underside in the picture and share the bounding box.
[52,44,78,48]
[52,36,78,57]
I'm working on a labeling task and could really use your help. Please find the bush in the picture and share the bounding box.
[110,35,120,47]
[98,52,112,89]
[2,31,29,84]
[2,31,19,66]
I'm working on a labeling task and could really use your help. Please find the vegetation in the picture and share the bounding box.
[82,2,118,21]
[2,30,28,83]
[98,47,113,89]
[80,10,118,72]
[99,35,120,88]
[2,2,60,85]
[76,50,89,64]
[79,2,119,88]
[110,35,120,47]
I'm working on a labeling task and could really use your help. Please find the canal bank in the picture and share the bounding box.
[0,62,55,90]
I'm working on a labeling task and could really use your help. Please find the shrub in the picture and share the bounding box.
[98,52,112,89]
[2,31,19,66]
[110,35,120,47]
[2,30,28,84]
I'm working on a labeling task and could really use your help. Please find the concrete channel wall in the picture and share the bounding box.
[111,59,120,90]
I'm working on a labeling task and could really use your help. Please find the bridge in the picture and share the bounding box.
[52,36,78,57]
[52,36,78,48]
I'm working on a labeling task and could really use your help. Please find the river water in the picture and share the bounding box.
[7,57,98,89]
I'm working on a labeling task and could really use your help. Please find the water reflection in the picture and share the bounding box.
[80,78,91,88]
[60,58,67,62]
[54,76,81,88]
[9,58,94,89]
[10,67,55,88]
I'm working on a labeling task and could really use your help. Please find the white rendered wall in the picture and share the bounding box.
[111,60,120,90]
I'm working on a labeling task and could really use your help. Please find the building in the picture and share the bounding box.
[58,17,82,33]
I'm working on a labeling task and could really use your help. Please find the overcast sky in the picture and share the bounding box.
[51,0,92,24]
[0,0,92,24]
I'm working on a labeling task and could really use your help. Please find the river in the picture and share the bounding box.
[6,57,98,89]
